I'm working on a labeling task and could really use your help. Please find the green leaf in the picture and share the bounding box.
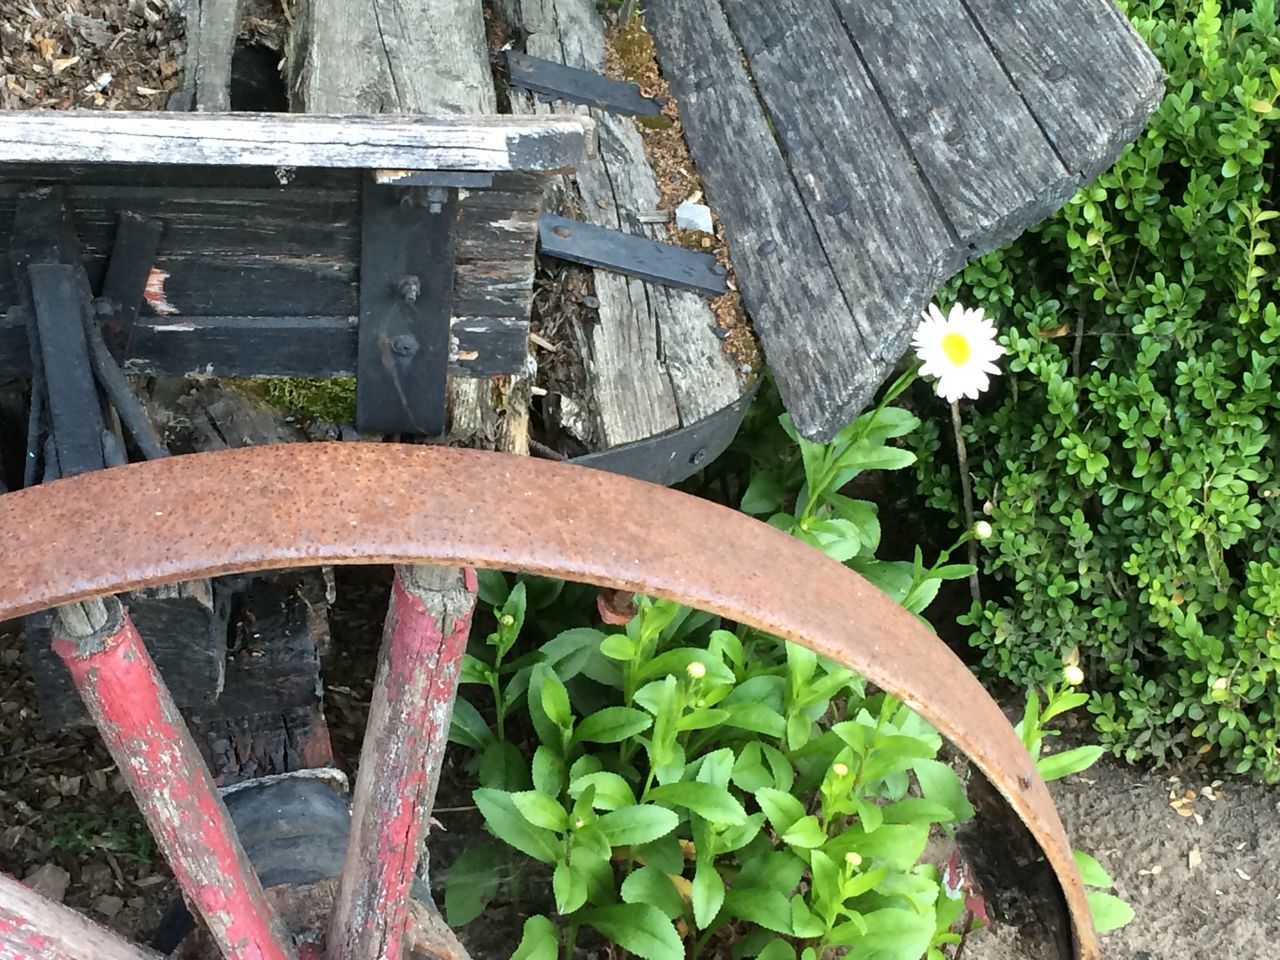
[855,907,934,960]
[913,759,975,822]
[479,740,529,791]
[742,471,785,515]
[449,697,494,750]
[596,805,680,846]
[532,746,564,796]
[1087,891,1134,932]
[723,701,787,738]
[723,888,794,935]
[568,772,636,811]
[511,791,568,832]
[553,861,588,915]
[600,633,638,661]
[648,782,747,824]
[444,846,502,926]
[754,787,805,834]
[580,904,683,960]
[574,706,653,744]
[510,915,558,960]
[756,939,796,960]
[1073,850,1114,889]
[692,858,725,929]
[779,815,826,849]
[789,896,825,939]
[1037,745,1104,781]
[535,664,574,732]
[474,788,561,863]
[476,570,509,607]
[621,866,686,920]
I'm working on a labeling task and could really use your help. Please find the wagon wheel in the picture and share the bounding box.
[0,444,1100,960]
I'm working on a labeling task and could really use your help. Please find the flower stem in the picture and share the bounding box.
[949,400,981,606]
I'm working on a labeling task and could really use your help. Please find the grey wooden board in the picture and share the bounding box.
[503,0,746,449]
[962,0,1165,181]
[0,111,593,172]
[194,0,240,111]
[646,0,1162,440]
[646,0,889,441]
[504,50,664,117]
[539,214,727,295]
[830,0,1070,250]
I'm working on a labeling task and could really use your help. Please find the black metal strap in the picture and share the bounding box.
[355,179,457,436]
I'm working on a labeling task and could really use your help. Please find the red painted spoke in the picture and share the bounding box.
[0,872,161,960]
[327,566,478,960]
[52,600,297,960]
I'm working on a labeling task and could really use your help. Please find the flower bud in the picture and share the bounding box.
[844,852,863,867]
[1064,664,1085,687]
[574,817,586,829]
[832,762,850,778]
[500,614,515,628]
[686,661,707,680]
[973,520,994,541]
[1210,677,1229,701]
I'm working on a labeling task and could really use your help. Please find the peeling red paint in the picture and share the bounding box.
[53,611,296,960]
[142,268,179,316]
[327,568,477,960]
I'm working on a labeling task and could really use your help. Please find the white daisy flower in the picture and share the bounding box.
[911,303,1004,403]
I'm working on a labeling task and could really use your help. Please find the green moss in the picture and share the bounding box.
[259,378,357,423]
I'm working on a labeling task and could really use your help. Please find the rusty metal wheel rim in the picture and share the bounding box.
[0,443,1098,959]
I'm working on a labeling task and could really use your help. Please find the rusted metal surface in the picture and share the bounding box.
[50,599,297,960]
[327,566,478,960]
[0,871,162,960]
[0,444,1098,959]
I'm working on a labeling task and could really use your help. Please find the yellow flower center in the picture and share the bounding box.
[941,332,971,365]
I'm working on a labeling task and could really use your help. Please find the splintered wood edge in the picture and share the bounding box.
[0,112,596,172]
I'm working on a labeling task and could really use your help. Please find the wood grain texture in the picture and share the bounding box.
[831,0,1070,249]
[193,0,241,111]
[326,567,477,960]
[963,0,1165,181]
[0,111,593,172]
[505,0,744,447]
[0,871,161,960]
[646,0,887,441]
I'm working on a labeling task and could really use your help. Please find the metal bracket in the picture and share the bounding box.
[356,179,458,436]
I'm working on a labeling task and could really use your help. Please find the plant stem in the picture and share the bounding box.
[949,400,982,605]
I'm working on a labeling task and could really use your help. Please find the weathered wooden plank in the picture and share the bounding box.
[0,871,162,960]
[830,0,1070,249]
[538,213,728,295]
[0,313,529,380]
[356,182,456,435]
[963,0,1165,181]
[25,580,227,729]
[645,0,891,441]
[193,0,242,112]
[0,112,594,172]
[504,50,664,116]
[326,567,477,960]
[27,264,106,478]
[98,212,164,356]
[504,0,745,447]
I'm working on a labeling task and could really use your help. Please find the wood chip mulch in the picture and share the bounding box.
[0,0,183,111]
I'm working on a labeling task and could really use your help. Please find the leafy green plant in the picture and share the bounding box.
[917,0,1280,778]
[47,808,156,864]
[447,385,1126,958]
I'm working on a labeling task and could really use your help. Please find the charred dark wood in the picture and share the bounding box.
[26,579,229,729]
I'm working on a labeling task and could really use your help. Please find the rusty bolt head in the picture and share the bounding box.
[390,334,418,357]
[398,276,422,304]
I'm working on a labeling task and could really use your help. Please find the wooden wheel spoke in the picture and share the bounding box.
[51,598,297,960]
[0,872,162,960]
[327,566,478,960]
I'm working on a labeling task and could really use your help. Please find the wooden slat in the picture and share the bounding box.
[193,0,241,111]
[831,0,1071,249]
[963,0,1165,181]
[0,112,593,172]
[538,214,727,296]
[504,50,663,117]
[646,0,896,441]
[504,0,745,448]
